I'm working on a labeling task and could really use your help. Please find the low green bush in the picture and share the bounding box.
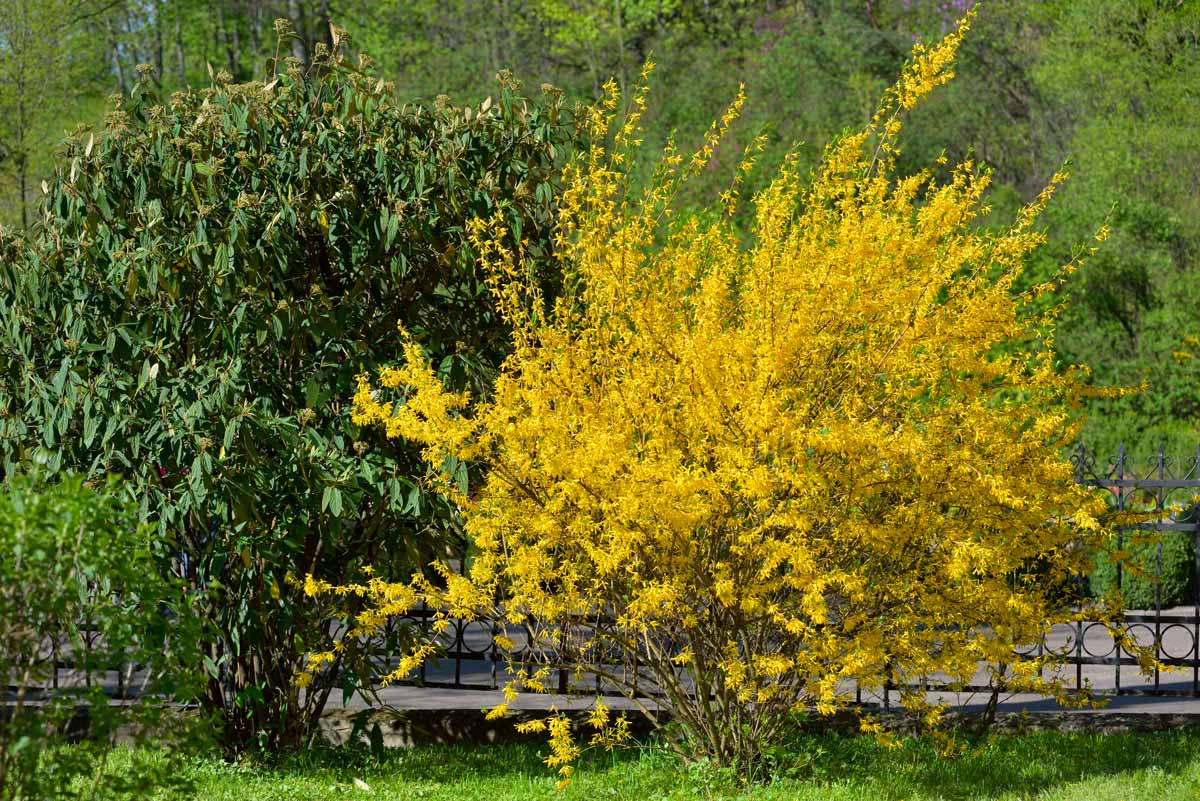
[0,472,205,800]
[1090,527,1195,609]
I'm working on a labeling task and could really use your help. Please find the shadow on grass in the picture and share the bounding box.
[793,728,1200,800]
[252,728,1200,799]
[259,739,624,783]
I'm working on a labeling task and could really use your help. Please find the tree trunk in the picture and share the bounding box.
[614,0,627,91]
[175,3,186,85]
[247,0,263,76]
[107,16,129,94]
[14,58,28,230]
[153,0,165,85]
[288,0,308,61]
[214,0,239,77]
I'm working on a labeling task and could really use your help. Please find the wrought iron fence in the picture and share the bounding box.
[386,443,1200,702]
[18,444,1200,704]
[1058,442,1200,697]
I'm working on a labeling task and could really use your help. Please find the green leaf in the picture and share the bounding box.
[202,654,221,679]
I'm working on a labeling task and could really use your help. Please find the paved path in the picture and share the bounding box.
[31,608,1200,718]
[350,609,1200,716]
[355,679,1200,716]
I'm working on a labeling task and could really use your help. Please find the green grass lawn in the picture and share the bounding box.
[105,729,1200,801]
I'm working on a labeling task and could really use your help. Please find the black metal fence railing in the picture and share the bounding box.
[16,444,1200,703]
[1061,442,1200,697]
[385,444,1200,701]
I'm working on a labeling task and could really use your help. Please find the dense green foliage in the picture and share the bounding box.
[1090,530,1195,609]
[1090,520,1198,609]
[1032,1,1200,457]
[0,44,572,752]
[99,731,1200,800]
[0,473,202,800]
[6,0,1196,454]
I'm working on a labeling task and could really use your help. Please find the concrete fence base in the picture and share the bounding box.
[7,702,1200,749]
[315,705,1200,749]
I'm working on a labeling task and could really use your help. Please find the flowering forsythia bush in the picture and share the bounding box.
[310,15,1118,777]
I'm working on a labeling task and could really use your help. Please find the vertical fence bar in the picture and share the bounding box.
[557,628,569,694]
[594,623,602,695]
[1076,618,1083,694]
[84,622,94,690]
[1073,443,1087,697]
[1037,639,1045,686]
[1194,445,1200,696]
[1155,445,1164,691]
[489,618,499,690]
[418,601,428,686]
[1115,443,1125,695]
[454,619,463,687]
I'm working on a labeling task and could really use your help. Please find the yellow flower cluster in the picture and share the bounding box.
[311,10,1124,776]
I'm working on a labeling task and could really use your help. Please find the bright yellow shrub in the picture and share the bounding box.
[312,14,1121,775]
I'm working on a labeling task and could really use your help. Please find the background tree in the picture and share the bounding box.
[1031,0,1200,456]
[0,0,116,229]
